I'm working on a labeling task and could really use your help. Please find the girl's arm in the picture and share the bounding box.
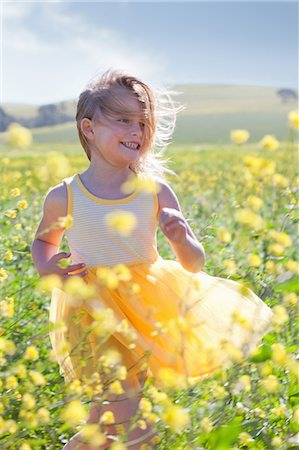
[31,184,86,278]
[157,180,205,273]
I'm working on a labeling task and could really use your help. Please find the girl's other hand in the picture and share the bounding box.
[39,252,88,279]
[159,207,188,245]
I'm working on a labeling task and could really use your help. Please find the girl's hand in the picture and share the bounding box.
[39,252,88,279]
[159,207,188,245]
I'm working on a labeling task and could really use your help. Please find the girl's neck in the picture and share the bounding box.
[79,158,136,194]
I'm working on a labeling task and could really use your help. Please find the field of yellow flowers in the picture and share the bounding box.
[0,114,298,449]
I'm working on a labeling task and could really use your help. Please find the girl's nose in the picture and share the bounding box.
[130,122,143,137]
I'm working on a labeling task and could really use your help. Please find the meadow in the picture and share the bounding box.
[0,116,298,449]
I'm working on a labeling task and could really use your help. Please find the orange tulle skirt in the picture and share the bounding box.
[49,256,273,387]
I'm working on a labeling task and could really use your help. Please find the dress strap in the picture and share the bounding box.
[62,176,74,217]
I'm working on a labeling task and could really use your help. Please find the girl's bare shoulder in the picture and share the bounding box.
[43,181,68,218]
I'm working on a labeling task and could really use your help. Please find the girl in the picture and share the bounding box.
[32,69,273,449]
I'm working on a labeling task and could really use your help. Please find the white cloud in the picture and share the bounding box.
[1,2,167,103]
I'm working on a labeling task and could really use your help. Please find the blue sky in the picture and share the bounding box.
[1,1,298,105]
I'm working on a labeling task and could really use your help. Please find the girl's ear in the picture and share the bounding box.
[81,118,94,139]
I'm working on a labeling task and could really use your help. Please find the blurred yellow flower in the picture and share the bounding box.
[4,250,13,261]
[29,370,46,386]
[0,297,14,317]
[90,307,117,337]
[271,437,283,447]
[272,305,289,326]
[60,400,88,427]
[161,403,190,432]
[157,367,188,390]
[17,200,28,210]
[80,424,107,446]
[260,374,280,393]
[37,274,63,292]
[137,419,147,430]
[235,208,265,230]
[247,254,262,267]
[259,134,280,151]
[238,432,254,445]
[110,443,127,450]
[283,292,297,306]
[200,417,213,433]
[268,230,292,247]
[271,343,288,366]
[288,109,299,129]
[0,268,9,282]
[6,376,18,389]
[22,393,36,409]
[223,260,236,275]
[5,209,17,219]
[7,123,33,149]
[121,176,161,195]
[246,195,263,211]
[10,188,20,197]
[100,411,115,424]
[285,260,299,273]
[37,407,50,424]
[273,173,288,187]
[57,214,73,230]
[268,243,285,256]
[0,337,16,355]
[105,210,137,236]
[217,227,232,243]
[108,380,124,395]
[24,345,39,361]
[230,129,250,144]
[139,397,152,417]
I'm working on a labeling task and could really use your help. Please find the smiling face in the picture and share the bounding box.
[88,87,152,167]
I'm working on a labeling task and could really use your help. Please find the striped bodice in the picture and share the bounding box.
[63,173,159,267]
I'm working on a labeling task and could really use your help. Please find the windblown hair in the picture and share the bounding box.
[76,68,185,180]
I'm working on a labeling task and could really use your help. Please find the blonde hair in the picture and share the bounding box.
[76,68,184,180]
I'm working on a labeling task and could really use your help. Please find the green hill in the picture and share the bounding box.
[1,85,297,144]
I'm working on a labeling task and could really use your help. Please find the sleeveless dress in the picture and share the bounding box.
[49,173,273,387]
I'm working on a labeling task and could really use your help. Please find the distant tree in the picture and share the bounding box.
[0,107,15,132]
[277,88,298,103]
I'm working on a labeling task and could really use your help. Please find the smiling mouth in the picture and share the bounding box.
[120,142,140,151]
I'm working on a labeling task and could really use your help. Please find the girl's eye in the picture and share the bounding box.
[117,118,130,124]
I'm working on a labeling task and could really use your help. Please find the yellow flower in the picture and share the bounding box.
[6,375,18,389]
[7,123,33,149]
[288,109,299,129]
[200,417,213,433]
[137,419,147,430]
[273,173,288,187]
[235,208,265,230]
[139,397,152,417]
[90,308,117,337]
[223,260,236,275]
[5,209,17,219]
[260,374,280,393]
[105,210,137,236]
[268,243,285,256]
[100,411,115,424]
[157,367,188,390]
[10,188,20,197]
[259,134,280,151]
[271,437,283,447]
[60,400,88,427]
[37,274,63,293]
[57,214,73,230]
[17,200,28,210]
[80,424,107,446]
[37,407,50,423]
[272,305,289,326]
[121,176,161,195]
[24,345,39,361]
[265,260,277,274]
[0,338,16,355]
[271,405,287,417]
[283,292,297,306]
[246,195,263,211]
[20,444,32,450]
[108,380,124,395]
[22,393,36,409]
[230,129,250,144]
[217,227,232,243]
[285,260,299,273]
[271,343,288,366]
[110,443,127,450]
[247,254,262,267]
[4,250,13,261]
[161,403,190,432]
[29,370,46,386]
[238,432,254,446]
[268,230,292,247]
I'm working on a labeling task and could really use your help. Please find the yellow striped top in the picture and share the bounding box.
[63,173,159,267]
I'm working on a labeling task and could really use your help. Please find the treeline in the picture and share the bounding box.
[0,88,297,132]
[0,101,76,132]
